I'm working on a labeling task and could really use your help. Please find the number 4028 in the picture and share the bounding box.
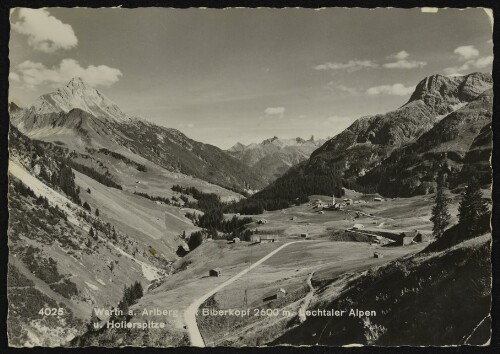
[38,308,64,316]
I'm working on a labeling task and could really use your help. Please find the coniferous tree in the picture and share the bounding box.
[430,173,451,239]
[95,208,100,217]
[87,309,101,332]
[458,177,488,237]
[88,227,95,238]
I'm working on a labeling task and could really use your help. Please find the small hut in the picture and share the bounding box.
[250,235,261,243]
[263,288,287,302]
[209,268,221,277]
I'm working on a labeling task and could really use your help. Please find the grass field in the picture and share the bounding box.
[102,190,460,346]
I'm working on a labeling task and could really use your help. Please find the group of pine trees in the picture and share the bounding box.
[431,171,489,239]
[171,184,224,212]
[88,281,144,331]
[227,173,345,215]
[38,162,82,205]
[117,281,144,315]
[66,160,122,190]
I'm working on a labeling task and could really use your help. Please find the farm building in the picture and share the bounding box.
[343,198,353,205]
[374,252,384,258]
[257,219,268,225]
[209,268,221,277]
[291,216,297,221]
[250,235,261,243]
[179,241,190,253]
[400,230,422,246]
[263,288,287,302]
[232,237,240,243]
[300,233,308,238]
[352,223,364,230]
[414,232,432,242]
[374,197,382,202]
[260,235,276,243]
[319,211,325,214]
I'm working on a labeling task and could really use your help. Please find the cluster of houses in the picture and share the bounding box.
[311,196,384,212]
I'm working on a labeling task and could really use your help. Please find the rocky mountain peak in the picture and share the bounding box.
[228,142,246,152]
[28,77,127,122]
[262,136,280,145]
[8,102,21,113]
[407,72,492,115]
[66,76,87,88]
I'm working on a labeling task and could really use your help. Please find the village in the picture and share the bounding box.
[160,188,439,342]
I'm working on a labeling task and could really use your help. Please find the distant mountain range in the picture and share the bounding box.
[10,78,266,192]
[227,136,329,182]
[250,72,493,205]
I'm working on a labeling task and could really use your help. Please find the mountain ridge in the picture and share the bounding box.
[244,71,492,207]
[227,135,329,182]
[11,78,267,192]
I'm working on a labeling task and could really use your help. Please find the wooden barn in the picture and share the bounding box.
[263,288,287,302]
[414,231,432,242]
[400,230,422,246]
[250,235,261,243]
[209,268,221,277]
[260,235,276,243]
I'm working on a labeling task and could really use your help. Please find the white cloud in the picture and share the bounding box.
[13,59,122,89]
[9,72,20,82]
[383,59,427,69]
[12,8,78,53]
[264,107,285,117]
[388,50,410,60]
[443,55,493,76]
[454,45,479,60]
[474,55,493,68]
[366,83,415,96]
[314,60,378,72]
[326,81,358,95]
[383,51,427,69]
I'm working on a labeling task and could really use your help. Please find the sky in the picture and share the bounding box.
[9,7,493,149]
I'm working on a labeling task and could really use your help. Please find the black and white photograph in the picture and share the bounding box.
[6,6,494,347]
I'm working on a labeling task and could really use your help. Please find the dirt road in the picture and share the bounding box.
[184,241,304,347]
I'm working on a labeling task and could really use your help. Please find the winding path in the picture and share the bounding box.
[184,241,304,347]
[298,271,315,323]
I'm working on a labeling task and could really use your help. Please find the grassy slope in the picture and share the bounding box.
[7,180,158,347]
[272,233,491,346]
[74,170,198,260]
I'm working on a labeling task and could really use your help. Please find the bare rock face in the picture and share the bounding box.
[28,77,127,122]
[357,88,493,196]
[407,72,492,115]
